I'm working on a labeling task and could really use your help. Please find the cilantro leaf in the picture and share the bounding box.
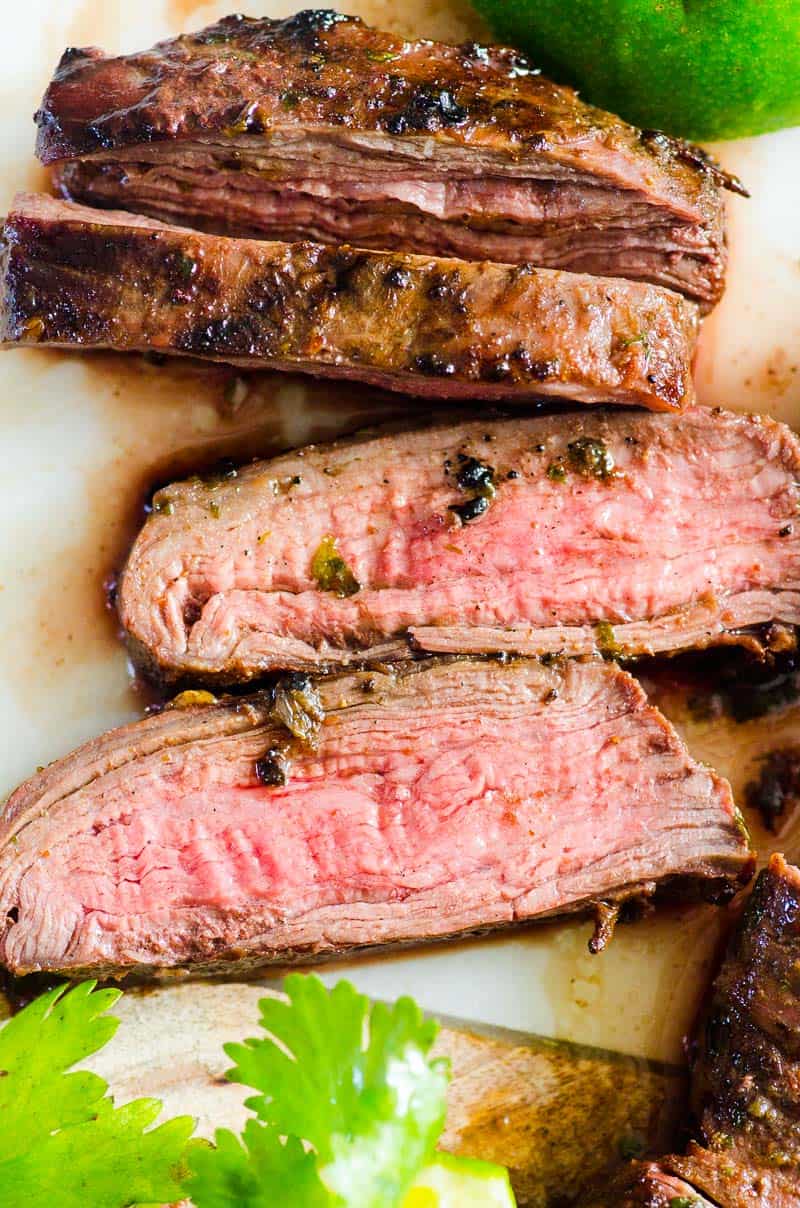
[190,975,450,1208]
[188,1124,329,1207]
[0,982,194,1208]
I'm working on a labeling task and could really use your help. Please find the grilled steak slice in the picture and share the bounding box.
[117,408,800,685]
[667,853,800,1206]
[0,658,752,979]
[36,10,737,311]
[584,857,800,1206]
[0,193,697,411]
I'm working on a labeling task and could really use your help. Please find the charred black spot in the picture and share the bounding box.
[487,356,512,381]
[329,253,366,295]
[384,85,468,134]
[262,9,352,52]
[84,122,114,150]
[255,749,289,787]
[176,316,258,357]
[282,9,350,34]
[193,13,248,43]
[449,495,489,524]
[414,352,456,377]
[455,457,495,494]
[5,908,18,925]
[427,278,449,301]
[385,266,411,290]
[640,129,673,156]
[510,347,558,381]
[198,458,239,487]
[641,128,748,196]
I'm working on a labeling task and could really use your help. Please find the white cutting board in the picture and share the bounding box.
[1,0,800,1131]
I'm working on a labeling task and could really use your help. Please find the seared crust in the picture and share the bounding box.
[667,855,800,1206]
[0,192,698,409]
[34,11,733,309]
[583,856,800,1206]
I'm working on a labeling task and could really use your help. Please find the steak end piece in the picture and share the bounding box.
[115,408,800,685]
[0,658,753,980]
[35,11,736,310]
[0,192,697,411]
[583,855,800,1207]
[667,853,800,1206]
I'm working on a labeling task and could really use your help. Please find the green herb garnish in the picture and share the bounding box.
[595,620,623,657]
[0,982,194,1207]
[2,979,514,1206]
[311,536,361,597]
[188,976,454,1207]
[566,437,615,481]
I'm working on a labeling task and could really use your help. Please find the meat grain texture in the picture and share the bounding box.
[0,659,752,979]
[0,193,697,410]
[36,10,737,310]
[116,409,800,684]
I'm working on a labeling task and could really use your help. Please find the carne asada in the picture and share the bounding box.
[584,855,800,1206]
[0,658,752,979]
[0,193,697,410]
[36,10,737,310]
[117,408,800,684]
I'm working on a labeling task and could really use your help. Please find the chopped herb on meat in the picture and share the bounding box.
[310,536,360,596]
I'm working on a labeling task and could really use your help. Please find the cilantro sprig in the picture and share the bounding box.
[0,976,514,1206]
[0,981,194,1208]
[188,975,451,1208]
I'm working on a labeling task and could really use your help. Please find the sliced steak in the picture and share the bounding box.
[116,408,800,684]
[0,658,752,979]
[583,855,800,1207]
[0,192,697,410]
[668,853,800,1206]
[36,10,738,310]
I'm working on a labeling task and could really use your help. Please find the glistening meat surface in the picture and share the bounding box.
[117,408,800,684]
[0,659,752,979]
[0,193,697,410]
[583,856,800,1207]
[37,10,737,309]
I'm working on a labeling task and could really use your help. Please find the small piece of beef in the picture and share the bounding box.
[668,854,800,1206]
[0,193,697,410]
[745,747,800,834]
[0,658,752,979]
[116,408,800,684]
[35,11,737,310]
[584,855,800,1207]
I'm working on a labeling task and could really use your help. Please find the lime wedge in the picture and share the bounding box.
[403,1153,516,1207]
